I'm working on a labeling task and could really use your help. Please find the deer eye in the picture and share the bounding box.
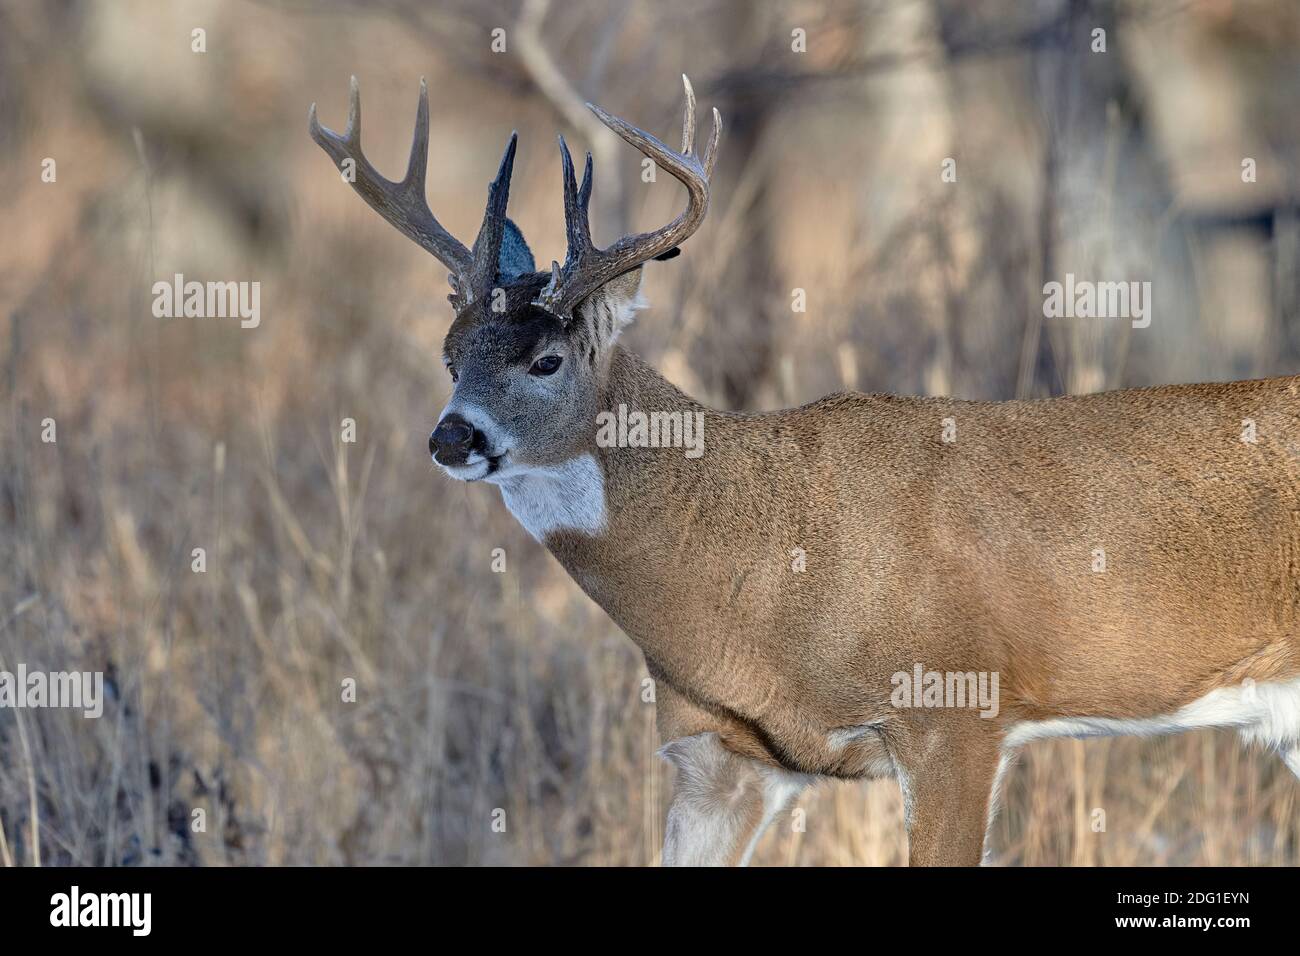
[529,355,563,376]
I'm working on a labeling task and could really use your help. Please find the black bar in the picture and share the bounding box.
[0,866,1275,942]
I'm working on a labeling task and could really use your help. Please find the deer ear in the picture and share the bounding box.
[496,219,536,281]
[575,267,646,346]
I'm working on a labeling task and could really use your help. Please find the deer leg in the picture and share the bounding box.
[658,732,809,866]
[893,727,1002,867]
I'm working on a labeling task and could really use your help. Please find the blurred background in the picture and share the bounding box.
[3,0,1300,865]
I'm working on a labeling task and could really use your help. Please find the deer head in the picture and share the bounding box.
[309,75,720,482]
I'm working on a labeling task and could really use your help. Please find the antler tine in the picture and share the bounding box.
[539,76,722,318]
[680,74,696,156]
[540,137,596,312]
[578,150,594,238]
[467,133,519,298]
[703,107,722,178]
[557,136,594,257]
[346,74,361,143]
[309,77,475,296]
[404,77,430,197]
[678,76,723,176]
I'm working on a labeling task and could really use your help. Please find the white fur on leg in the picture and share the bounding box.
[1283,744,1300,780]
[981,750,1019,865]
[658,732,810,866]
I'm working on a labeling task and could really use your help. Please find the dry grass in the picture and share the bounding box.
[3,0,1299,865]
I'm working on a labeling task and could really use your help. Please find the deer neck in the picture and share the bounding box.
[494,345,704,548]
[500,345,745,655]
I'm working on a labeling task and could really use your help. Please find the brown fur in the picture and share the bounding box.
[542,347,1300,863]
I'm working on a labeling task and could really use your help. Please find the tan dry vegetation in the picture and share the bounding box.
[2,0,1299,865]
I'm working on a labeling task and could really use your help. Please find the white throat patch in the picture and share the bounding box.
[491,453,607,542]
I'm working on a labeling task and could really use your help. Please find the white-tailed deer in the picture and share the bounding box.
[311,76,1300,866]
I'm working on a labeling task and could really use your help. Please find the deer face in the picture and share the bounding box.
[309,75,718,483]
[433,293,594,482]
[432,268,645,482]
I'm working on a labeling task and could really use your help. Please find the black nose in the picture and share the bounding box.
[431,413,475,465]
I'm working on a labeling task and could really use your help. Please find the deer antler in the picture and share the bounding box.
[539,74,721,318]
[309,76,518,307]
